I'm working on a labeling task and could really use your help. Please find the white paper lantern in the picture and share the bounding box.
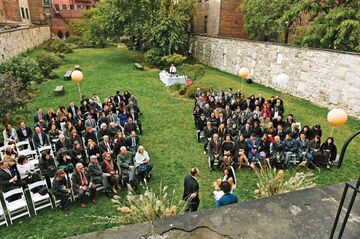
[275,73,289,86]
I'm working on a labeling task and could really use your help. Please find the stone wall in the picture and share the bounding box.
[192,35,360,117]
[0,26,50,62]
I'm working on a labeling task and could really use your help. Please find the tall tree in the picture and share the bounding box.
[0,74,29,125]
[280,0,360,51]
[82,0,196,54]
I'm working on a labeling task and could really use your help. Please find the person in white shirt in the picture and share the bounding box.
[134,145,154,180]
[169,64,176,76]
[3,123,18,145]
[16,155,40,185]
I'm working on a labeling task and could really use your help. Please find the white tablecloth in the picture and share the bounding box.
[159,71,186,86]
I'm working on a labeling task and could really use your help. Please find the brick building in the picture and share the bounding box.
[50,0,98,37]
[28,0,51,25]
[194,0,247,39]
[0,0,22,23]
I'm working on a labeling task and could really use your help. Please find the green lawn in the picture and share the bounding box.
[0,47,359,239]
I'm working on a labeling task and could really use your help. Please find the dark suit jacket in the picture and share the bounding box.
[67,106,79,117]
[0,167,18,192]
[99,141,114,154]
[209,139,223,156]
[34,113,46,123]
[126,136,139,149]
[33,132,50,148]
[55,138,72,152]
[16,127,33,141]
[123,123,138,136]
[183,175,199,201]
[71,171,92,190]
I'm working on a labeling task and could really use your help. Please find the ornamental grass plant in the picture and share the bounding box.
[254,164,318,199]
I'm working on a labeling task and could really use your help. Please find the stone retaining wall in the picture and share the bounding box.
[0,26,51,62]
[192,35,360,117]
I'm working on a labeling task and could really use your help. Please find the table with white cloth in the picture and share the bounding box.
[159,70,186,86]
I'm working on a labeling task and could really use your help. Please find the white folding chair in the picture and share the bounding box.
[295,121,302,130]
[2,188,31,224]
[28,180,53,215]
[38,145,55,158]
[16,140,31,151]
[18,149,39,170]
[0,200,8,227]
[0,145,6,159]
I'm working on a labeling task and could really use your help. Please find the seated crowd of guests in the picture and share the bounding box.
[0,91,153,210]
[193,87,337,171]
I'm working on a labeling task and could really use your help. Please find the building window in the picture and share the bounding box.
[43,0,50,6]
[25,8,29,19]
[86,6,90,10]
[204,15,208,34]
[54,4,60,11]
[77,5,81,10]
[21,7,25,19]
[62,5,67,10]
[70,5,74,10]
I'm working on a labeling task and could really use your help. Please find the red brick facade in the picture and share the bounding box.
[194,0,247,39]
[50,0,98,37]
[219,0,247,38]
[1,0,22,23]
[28,0,50,25]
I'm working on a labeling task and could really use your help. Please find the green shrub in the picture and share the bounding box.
[170,82,183,91]
[144,48,163,67]
[161,53,186,67]
[48,71,59,79]
[184,85,209,98]
[0,56,42,89]
[36,52,63,78]
[178,64,205,81]
[178,84,189,95]
[3,26,11,31]
[44,39,73,54]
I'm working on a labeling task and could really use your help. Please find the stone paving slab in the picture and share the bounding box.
[71,181,359,239]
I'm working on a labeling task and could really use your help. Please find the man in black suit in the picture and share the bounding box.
[99,135,114,156]
[114,91,123,107]
[71,163,96,208]
[126,131,139,152]
[34,108,46,124]
[209,133,223,171]
[32,127,50,149]
[123,117,138,136]
[16,121,33,142]
[0,161,22,192]
[203,121,215,154]
[55,134,72,152]
[183,167,200,212]
[67,101,79,120]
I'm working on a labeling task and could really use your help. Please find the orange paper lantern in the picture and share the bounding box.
[327,109,348,127]
[239,67,250,78]
[71,70,83,83]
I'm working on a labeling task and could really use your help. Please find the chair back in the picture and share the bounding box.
[16,140,30,151]
[28,180,47,191]
[3,188,24,201]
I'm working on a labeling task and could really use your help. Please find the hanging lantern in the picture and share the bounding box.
[71,70,83,83]
[239,67,250,78]
[275,73,289,85]
[327,109,348,127]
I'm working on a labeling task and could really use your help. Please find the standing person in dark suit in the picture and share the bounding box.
[183,167,200,212]
[34,108,46,124]
[16,122,33,142]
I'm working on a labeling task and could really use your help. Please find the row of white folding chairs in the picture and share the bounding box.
[0,180,53,226]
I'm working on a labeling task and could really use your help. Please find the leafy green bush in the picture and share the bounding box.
[36,52,63,78]
[178,64,205,81]
[161,53,186,67]
[184,85,209,98]
[170,82,183,91]
[144,48,163,67]
[48,71,59,79]
[178,84,189,95]
[0,56,42,88]
[43,39,73,54]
